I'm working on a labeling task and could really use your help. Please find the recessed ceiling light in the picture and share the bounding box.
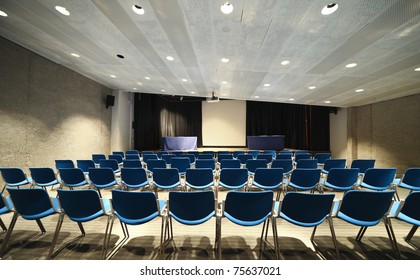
[110,75,116,78]
[190,91,196,94]
[288,98,295,101]
[55,6,70,16]
[221,2,233,14]
[117,54,125,59]
[355,89,364,93]
[264,84,270,87]
[308,86,316,90]
[324,100,331,104]
[166,56,174,61]
[346,63,357,68]
[133,88,137,90]
[222,81,228,84]
[254,96,260,99]
[281,60,290,66]
[0,10,8,17]
[415,67,420,72]
[182,79,188,82]
[137,82,143,85]
[221,58,230,63]
[321,3,338,15]
[132,5,145,15]
[70,53,80,58]
[145,76,151,80]
[161,89,166,92]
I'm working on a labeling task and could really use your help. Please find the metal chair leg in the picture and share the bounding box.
[0,212,19,257]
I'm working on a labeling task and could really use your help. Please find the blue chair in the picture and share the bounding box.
[145,159,166,176]
[156,151,169,159]
[29,167,60,190]
[142,153,158,163]
[218,191,276,259]
[286,168,321,193]
[152,168,182,192]
[49,189,112,259]
[58,168,89,189]
[125,154,141,161]
[294,150,310,156]
[0,168,32,193]
[218,168,248,191]
[185,168,214,191]
[92,154,106,166]
[272,159,293,177]
[127,150,140,155]
[55,160,75,170]
[197,154,214,160]
[233,150,246,159]
[350,159,375,176]
[332,190,397,258]
[217,153,233,163]
[246,159,267,176]
[257,154,274,165]
[313,153,331,167]
[321,159,346,175]
[76,159,96,174]
[219,159,241,170]
[161,154,176,166]
[263,150,277,160]
[88,168,121,197]
[0,193,13,232]
[202,151,215,159]
[107,190,166,259]
[171,151,184,157]
[388,191,420,258]
[237,154,253,167]
[120,168,150,190]
[279,150,293,155]
[162,191,217,257]
[170,157,191,176]
[108,154,123,166]
[320,168,359,193]
[247,150,260,159]
[252,168,284,200]
[195,159,216,172]
[393,168,420,200]
[276,154,292,160]
[359,168,397,191]
[112,151,125,159]
[295,159,318,169]
[0,188,60,258]
[294,154,312,166]
[122,160,142,168]
[274,192,338,259]
[99,159,121,174]
[183,154,196,166]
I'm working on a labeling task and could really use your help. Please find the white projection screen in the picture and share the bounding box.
[202,100,246,146]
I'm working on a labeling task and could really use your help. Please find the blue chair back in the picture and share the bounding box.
[108,154,123,164]
[76,159,96,173]
[219,168,248,190]
[276,154,292,160]
[0,193,13,215]
[55,160,75,169]
[280,192,335,225]
[253,168,283,190]
[183,154,196,165]
[289,168,321,191]
[92,154,106,164]
[217,154,233,162]
[7,188,55,219]
[294,150,310,156]
[29,167,58,187]
[185,168,214,190]
[142,154,158,162]
[324,168,359,190]
[339,190,395,223]
[399,168,420,190]
[88,168,117,188]
[256,154,273,165]
[313,153,331,164]
[99,159,120,173]
[233,151,246,159]
[279,150,293,155]
[57,189,104,222]
[322,159,346,173]
[296,159,318,169]
[125,154,141,161]
[195,159,215,171]
[0,168,29,186]
[220,159,241,169]
[156,151,168,159]
[112,151,125,158]
[161,154,176,165]
[58,168,87,187]
[126,150,140,155]
[197,154,214,160]
[271,159,293,175]
[263,150,276,159]
[123,160,142,168]
[398,191,420,221]
[247,150,260,159]
[121,168,148,189]
[169,191,215,225]
[246,159,267,174]
[170,157,191,174]
[237,154,253,165]
[153,168,180,189]
[146,159,166,174]
[361,168,396,191]
[224,191,273,225]
[350,159,375,174]
[111,190,159,224]
[294,153,311,162]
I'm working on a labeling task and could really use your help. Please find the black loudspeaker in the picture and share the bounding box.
[329,107,338,114]
[106,95,115,109]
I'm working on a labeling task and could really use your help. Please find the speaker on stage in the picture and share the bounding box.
[106,95,115,109]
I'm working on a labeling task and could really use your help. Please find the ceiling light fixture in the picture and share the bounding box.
[281,60,290,65]
[70,53,80,58]
[221,58,230,63]
[355,89,364,93]
[166,56,174,61]
[132,5,145,15]
[346,63,357,68]
[264,84,270,87]
[190,91,196,94]
[222,81,228,84]
[133,87,137,90]
[110,75,116,78]
[308,86,316,89]
[161,89,166,92]
[145,76,151,80]
[0,10,8,17]
[321,3,338,15]
[324,100,331,104]
[221,2,233,14]
[288,98,295,101]
[254,96,260,99]
[182,79,188,82]
[55,6,70,16]
[415,67,420,72]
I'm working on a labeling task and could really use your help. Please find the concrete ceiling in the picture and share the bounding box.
[0,0,419,107]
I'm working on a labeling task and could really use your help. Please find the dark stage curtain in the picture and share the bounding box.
[246,101,330,151]
[133,93,202,150]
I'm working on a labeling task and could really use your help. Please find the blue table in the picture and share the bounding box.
[162,136,198,151]
[247,135,285,151]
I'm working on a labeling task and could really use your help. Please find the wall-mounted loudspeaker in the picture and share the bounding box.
[106,95,115,109]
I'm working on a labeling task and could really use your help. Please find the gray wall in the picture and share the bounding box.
[348,94,420,176]
[0,36,112,172]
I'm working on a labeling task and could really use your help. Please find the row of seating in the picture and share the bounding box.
[1,187,419,259]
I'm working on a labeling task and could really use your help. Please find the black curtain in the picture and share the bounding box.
[133,93,202,151]
[246,101,330,151]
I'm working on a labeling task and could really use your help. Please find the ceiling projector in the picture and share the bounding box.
[206,92,220,103]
